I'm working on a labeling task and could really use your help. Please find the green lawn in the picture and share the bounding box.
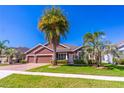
[0,74,124,88]
[28,64,124,77]
[0,64,8,66]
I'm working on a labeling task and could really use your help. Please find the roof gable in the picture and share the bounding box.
[25,42,82,54]
[25,44,42,54]
[44,42,71,49]
[25,44,53,54]
[35,47,53,54]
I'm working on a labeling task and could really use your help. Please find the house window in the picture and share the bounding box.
[57,53,66,60]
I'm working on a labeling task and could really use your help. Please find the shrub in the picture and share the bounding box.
[88,60,92,65]
[119,59,124,65]
[113,58,116,62]
[57,60,67,64]
[51,60,67,64]
[86,60,96,65]
[74,59,86,64]
[20,60,27,64]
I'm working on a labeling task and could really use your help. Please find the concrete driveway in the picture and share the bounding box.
[0,63,49,71]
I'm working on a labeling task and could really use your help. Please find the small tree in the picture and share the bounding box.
[0,40,9,56]
[5,48,17,64]
[83,31,105,67]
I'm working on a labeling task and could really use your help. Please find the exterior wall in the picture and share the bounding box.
[26,45,42,55]
[35,48,53,54]
[0,56,8,64]
[45,43,67,49]
[26,43,82,64]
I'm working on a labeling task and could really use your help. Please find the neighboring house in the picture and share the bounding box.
[102,54,113,64]
[25,42,82,64]
[116,41,124,54]
[12,47,29,53]
[0,55,8,64]
[0,47,29,64]
[102,41,124,64]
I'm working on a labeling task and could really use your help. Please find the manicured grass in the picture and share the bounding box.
[0,74,124,88]
[28,64,124,77]
[0,64,8,66]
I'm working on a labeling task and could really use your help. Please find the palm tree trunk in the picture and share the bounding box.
[99,51,102,65]
[52,43,57,66]
[97,50,102,67]
[96,48,100,67]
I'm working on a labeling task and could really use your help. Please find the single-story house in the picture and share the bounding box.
[25,42,82,64]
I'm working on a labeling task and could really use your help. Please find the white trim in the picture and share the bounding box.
[33,44,53,53]
[42,45,54,51]
[43,42,49,46]
[73,46,82,52]
[25,42,82,54]
[33,47,44,53]
[66,52,68,60]
[44,42,71,49]
[26,54,35,56]
[25,43,54,54]
[59,44,71,49]
[34,45,53,53]
[36,54,53,56]
[24,43,42,54]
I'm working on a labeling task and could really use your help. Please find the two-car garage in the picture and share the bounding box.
[25,44,53,63]
[36,55,52,63]
[27,55,52,63]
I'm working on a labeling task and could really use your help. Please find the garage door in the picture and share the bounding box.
[27,56,34,63]
[36,55,52,63]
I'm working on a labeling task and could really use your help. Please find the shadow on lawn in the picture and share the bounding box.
[99,63,124,71]
[63,64,124,71]
[105,64,124,71]
[63,64,89,67]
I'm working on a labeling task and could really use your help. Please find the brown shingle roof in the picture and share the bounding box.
[56,44,81,52]
[116,40,124,47]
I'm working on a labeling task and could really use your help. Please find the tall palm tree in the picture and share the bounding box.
[83,31,105,67]
[38,7,69,65]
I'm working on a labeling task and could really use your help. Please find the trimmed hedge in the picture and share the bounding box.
[20,60,27,64]
[74,59,86,64]
[51,60,68,64]
[113,58,124,65]
[119,59,124,65]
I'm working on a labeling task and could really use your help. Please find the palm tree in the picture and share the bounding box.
[0,40,9,55]
[5,48,17,64]
[83,31,105,67]
[82,46,94,65]
[38,7,69,65]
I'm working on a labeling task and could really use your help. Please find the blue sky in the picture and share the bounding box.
[0,5,124,48]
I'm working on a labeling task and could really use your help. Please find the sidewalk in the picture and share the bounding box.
[0,70,13,79]
[1,70,124,82]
